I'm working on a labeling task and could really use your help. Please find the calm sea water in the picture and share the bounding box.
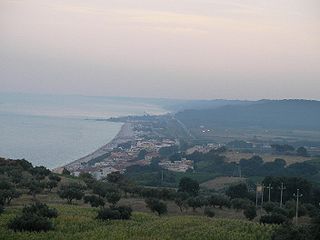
[0,93,166,168]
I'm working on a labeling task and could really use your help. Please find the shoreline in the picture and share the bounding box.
[54,122,135,172]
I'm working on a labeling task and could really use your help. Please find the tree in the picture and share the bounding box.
[226,183,248,199]
[260,214,288,224]
[107,171,123,184]
[207,194,231,209]
[46,180,58,192]
[92,181,113,198]
[174,192,189,212]
[231,198,251,211]
[271,144,295,154]
[58,183,85,204]
[26,180,45,200]
[145,198,167,216]
[30,166,51,180]
[296,147,309,157]
[187,196,205,211]
[137,149,148,160]
[178,177,199,196]
[62,168,71,176]
[263,202,277,213]
[8,212,53,232]
[8,203,58,232]
[48,174,61,182]
[96,206,132,220]
[0,181,21,205]
[106,190,121,206]
[244,206,257,220]
[272,224,314,240]
[84,195,105,207]
[159,145,179,157]
[22,202,58,218]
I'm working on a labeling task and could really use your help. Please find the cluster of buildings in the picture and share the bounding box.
[69,137,185,179]
[159,158,193,172]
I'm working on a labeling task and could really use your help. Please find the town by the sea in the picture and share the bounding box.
[0,93,167,169]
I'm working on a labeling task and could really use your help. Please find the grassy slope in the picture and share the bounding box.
[0,205,276,240]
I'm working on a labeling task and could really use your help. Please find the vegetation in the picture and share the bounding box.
[0,205,277,240]
[1,156,320,239]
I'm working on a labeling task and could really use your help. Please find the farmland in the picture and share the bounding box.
[0,205,276,240]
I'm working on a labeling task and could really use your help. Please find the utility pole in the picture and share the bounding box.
[293,189,303,225]
[279,182,286,208]
[161,170,164,182]
[266,184,273,202]
[255,183,259,208]
[256,184,263,208]
[260,184,265,215]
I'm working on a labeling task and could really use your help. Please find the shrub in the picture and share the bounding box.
[244,206,257,220]
[272,224,314,240]
[303,203,320,218]
[97,208,121,220]
[0,205,4,215]
[8,212,53,232]
[260,214,288,224]
[113,206,132,220]
[204,207,215,218]
[22,202,58,218]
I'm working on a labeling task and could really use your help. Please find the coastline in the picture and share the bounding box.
[54,122,135,172]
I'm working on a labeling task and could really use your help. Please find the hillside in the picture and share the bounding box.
[175,100,320,131]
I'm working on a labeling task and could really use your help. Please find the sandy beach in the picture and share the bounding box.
[56,122,135,171]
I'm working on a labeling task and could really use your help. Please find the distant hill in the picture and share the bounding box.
[175,100,320,130]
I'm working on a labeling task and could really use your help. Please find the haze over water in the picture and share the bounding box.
[0,93,166,169]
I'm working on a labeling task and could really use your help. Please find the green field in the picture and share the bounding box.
[0,205,276,240]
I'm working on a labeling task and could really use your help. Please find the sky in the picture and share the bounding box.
[1,0,319,100]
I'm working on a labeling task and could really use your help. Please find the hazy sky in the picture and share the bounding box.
[1,0,319,100]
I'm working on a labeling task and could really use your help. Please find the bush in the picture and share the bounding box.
[303,203,320,218]
[260,214,288,224]
[244,206,257,220]
[8,212,53,232]
[0,205,4,215]
[113,206,132,220]
[272,224,314,240]
[204,207,215,218]
[97,206,132,220]
[97,208,121,220]
[22,202,58,218]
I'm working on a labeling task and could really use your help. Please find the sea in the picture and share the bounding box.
[0,93,166,169]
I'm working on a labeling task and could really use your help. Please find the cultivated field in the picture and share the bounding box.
[0,205,276,240]
[200,177,246,190]
[223,151,311,165]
